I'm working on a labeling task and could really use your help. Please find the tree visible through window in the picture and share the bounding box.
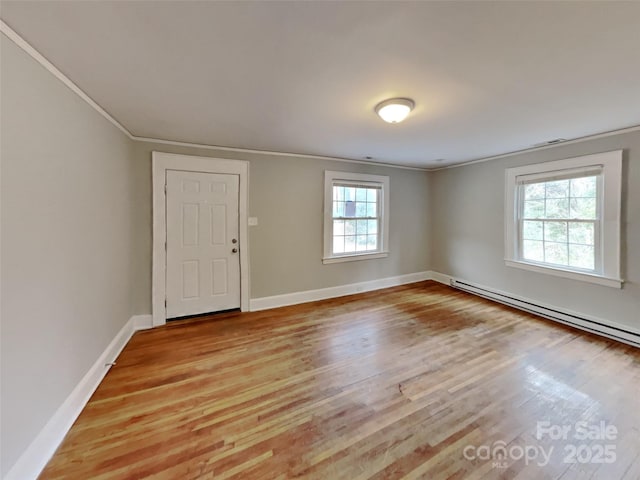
[520,175,598,270]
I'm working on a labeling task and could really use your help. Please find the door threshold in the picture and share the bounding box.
[167,308,241,323]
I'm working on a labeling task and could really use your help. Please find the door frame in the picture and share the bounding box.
[152,151,250,327]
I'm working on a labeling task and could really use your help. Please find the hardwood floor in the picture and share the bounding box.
[40,281,640,479]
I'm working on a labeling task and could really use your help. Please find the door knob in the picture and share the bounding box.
[232,238,238,244]
[232,248,238,253]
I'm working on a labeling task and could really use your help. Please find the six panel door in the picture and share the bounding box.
[165,170,240,318]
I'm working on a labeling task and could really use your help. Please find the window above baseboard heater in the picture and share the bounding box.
[448,278,640,349]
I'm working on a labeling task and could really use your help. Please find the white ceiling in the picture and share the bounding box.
[2,1,640,168]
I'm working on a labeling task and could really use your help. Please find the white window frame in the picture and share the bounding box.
[323,171,390,264]
[505,150,623,288]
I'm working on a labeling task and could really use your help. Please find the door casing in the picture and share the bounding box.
[152,151,250,327]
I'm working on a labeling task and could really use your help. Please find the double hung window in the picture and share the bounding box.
[323,171,389,264]
[505,151,622,288]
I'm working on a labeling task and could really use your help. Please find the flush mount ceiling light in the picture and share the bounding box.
[375,98,415,124]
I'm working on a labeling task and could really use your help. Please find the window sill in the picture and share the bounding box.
[323,252,389,264]
[505,259,623,288]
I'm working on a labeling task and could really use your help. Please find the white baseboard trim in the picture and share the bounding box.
[431,271,640,348]
[132,314,154,330]
[250,271,431,311]
[4,315,152,480]
[429,270,452,285]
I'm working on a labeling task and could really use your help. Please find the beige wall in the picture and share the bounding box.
[1,36,137,474]
[131,142,432,313]
[431,130,640,331]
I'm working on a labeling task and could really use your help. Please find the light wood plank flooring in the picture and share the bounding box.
[40,281,640,479]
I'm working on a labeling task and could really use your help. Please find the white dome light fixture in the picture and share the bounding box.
[375,98,415,124]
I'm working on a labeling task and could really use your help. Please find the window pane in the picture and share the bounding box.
[367,189,377,202]
[523,200,545,218]
[545,180,569,198]
[545,198,569,218]
[570,176,597,198]
[356,219,368,235]
[568,222,594,245]
[344,235,356,252]
[367,219,378,235]
[366,202,377,217]
[333,186,345,201]
[355,188,367,202]
[333,219,344,236]
[355,235,368,252]
[345,187,356,201]
[523,240,544,262]
[333,201,345,217]
[355,202,367,217]
[522,220,543,240]
[332,236,344,254]
[569,244,595,270]
[545,242,568,265]
[345,201,356,217]
[366,234,377,250]
[544,222,567,243]
[524,183,545,200]
[344,220,356,236]
[570,198,596,219]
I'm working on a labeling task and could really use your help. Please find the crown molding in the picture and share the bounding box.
[431,124,640,171]
[3,19,638,173]
[1,20,132,138]
[133,136,429,171]
[1,20,428,172]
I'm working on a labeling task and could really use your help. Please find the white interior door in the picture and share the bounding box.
[166,170,240,318]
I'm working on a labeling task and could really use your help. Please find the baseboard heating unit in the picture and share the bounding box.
[449,278,640,348]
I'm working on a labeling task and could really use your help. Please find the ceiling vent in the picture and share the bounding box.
[532,138,567,148]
